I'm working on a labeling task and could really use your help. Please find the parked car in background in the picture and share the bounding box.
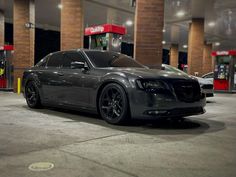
[22,50,206,125]
[202,72,214,84]
[162,64,214,97]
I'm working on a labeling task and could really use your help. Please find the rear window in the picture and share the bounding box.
[35,56,49,68]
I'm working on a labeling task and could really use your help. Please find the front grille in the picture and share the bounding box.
[201,84,213,89]
[173,80,201,103]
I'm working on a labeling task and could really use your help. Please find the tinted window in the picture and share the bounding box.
[85,51,145,68]
[35,56,49,68]
[47,53,63,68]
[62,52,85,68]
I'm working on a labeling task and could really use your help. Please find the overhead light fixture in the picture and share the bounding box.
[183,45,188,49]
[162,29,166,33]
[125,20,133,26]
[58,4,63,9]
[25,22,35,29]
[215,42,221,46]
[162,41,166,45]
[176,10,185,17]
[208,21,216,27]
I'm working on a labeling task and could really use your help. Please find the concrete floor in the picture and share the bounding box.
[0,92,235,177]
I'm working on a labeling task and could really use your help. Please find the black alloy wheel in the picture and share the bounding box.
[99,83,129,124]
[25,81,41,108]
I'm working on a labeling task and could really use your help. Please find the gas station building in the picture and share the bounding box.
[1,0,233,91]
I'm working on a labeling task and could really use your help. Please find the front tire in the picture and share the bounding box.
[99,83,129,125]
[25,81,42,108]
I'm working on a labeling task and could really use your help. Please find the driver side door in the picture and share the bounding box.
[60,51,90,107]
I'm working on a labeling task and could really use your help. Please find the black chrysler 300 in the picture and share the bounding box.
[22,49,206,124]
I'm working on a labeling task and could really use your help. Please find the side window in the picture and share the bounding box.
[62,52,85,68]
[47,53,63,68]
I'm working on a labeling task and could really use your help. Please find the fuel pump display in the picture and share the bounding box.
[212,50,236,92]
[0,45,14,91]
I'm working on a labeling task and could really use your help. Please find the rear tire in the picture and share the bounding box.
[25,81,42,109]
[99,83,129,125]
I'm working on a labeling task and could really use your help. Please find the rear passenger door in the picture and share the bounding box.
[42,52,65,104]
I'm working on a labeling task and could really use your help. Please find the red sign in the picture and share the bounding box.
[0,45,14,51]
[212,50,236,56]
[85,24,126,36]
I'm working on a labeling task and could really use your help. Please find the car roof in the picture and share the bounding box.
[49,49,122,55]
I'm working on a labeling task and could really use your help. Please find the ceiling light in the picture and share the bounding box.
[58,4,63,9]
[162,41,166,44]
[176,10,185,17]
[162,29,166,33]
[208,22,216,27]
[215,42,221,46]
[183,45,188,49]
[125,20,133,26]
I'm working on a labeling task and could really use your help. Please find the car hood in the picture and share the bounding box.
[100,67,194,80]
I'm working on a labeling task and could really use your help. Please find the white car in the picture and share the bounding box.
[202,72,214,83]
[162,64,214,97]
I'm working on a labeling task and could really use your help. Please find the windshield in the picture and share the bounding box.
[163,64,188,75]
[85,51,145,68]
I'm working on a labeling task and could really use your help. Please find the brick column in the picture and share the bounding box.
[61,0,84,50]
[13,0,35,92]
[134,0,164,68]
[187,18,204,76]
[169,44,179,68]
[202,43,213,74]
[0,10,4,46]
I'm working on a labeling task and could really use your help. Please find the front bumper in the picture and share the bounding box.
[201,88,214,97]
[129,89,206,119]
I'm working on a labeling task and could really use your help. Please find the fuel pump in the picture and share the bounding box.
[0,45,14,91]
[212,50,236,92]
[85,24,126,52]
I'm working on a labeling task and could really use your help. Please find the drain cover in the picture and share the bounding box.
[28,162,54,171]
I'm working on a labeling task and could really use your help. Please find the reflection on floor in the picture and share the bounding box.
[0,92,235,177]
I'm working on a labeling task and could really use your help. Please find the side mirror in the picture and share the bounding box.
[71,61,88,70]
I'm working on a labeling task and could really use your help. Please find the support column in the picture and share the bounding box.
[13,0,35,92]
[61,0,84,50]
[134,0,164,68]
[187,18,204,76]
[169,44,179,68]
[0,10,4,46]
[202,43,213,74]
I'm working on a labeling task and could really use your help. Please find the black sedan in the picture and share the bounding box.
[22,49,206,124]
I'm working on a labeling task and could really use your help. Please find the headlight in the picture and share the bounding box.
[136,80,167,91]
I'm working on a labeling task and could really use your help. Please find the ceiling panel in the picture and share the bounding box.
[0,0,236,50]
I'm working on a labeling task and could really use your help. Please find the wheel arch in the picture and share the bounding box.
[96,80,130,116]
[24,73,42,98]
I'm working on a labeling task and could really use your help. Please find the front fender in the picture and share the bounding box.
[94,72,137,113]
